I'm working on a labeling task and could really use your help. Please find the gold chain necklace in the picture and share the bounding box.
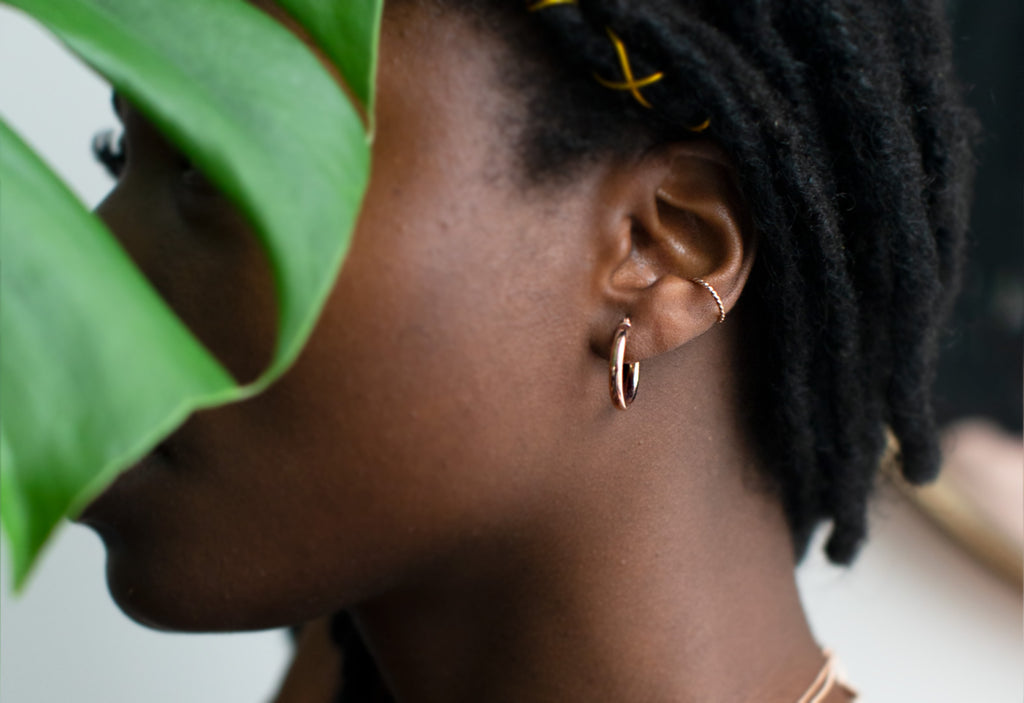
[796,649,858,703]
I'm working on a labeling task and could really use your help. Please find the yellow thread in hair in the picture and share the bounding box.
[527,0,577,11]
[593,27,664,109]
[687,117,711,133]
[524,6,700,121]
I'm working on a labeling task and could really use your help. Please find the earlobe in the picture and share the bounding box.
[593,142,755,362]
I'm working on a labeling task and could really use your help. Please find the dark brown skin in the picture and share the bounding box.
[81,2,853,701]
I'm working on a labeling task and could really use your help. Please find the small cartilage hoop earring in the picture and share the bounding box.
[609,317,640,410]
[691,278,726,323]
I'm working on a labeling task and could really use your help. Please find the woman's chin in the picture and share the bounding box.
[100,540,294,633]
[89,510,358,633]
[102,546,220,632]
[79,481,249,631]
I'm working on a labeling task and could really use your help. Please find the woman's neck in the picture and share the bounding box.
[278,346,852,703]
[348,466,834,702]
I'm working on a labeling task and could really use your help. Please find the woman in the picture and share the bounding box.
[82,0,976,700]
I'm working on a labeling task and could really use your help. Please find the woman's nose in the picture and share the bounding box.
[92,179,175,307]
[92,177,277,385]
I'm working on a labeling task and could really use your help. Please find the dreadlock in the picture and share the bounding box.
[331,0,977,699]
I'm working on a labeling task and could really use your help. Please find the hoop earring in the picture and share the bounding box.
[690,278,726,323]
[609,318,639,410]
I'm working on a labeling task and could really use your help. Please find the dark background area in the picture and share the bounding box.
[935,0,1023,432]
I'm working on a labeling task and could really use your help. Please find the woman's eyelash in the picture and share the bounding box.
[92,129,126,178]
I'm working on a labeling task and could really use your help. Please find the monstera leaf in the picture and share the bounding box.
[0,0,383,589]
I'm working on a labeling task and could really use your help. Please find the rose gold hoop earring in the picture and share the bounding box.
[609,318,639,410]
[690,277,726,323]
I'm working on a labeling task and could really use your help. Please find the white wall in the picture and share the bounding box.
[2,6,1020,702]
[798,486,1021,701]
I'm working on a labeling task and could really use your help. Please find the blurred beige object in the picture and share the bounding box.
[899,419,1023,588]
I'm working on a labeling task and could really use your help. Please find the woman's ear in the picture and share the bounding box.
[591,141,756,362]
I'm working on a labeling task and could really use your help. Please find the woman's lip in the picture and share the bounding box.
[75,440,175,528]
[152,440,175,463]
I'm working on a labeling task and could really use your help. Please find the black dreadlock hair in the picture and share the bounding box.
[329,0,977,700]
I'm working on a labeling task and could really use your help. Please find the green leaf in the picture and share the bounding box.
[1,120,238,587]
[1,0,381,589]
[274,0,384,121]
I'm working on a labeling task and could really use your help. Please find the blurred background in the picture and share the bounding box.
[1,4,1020,701]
